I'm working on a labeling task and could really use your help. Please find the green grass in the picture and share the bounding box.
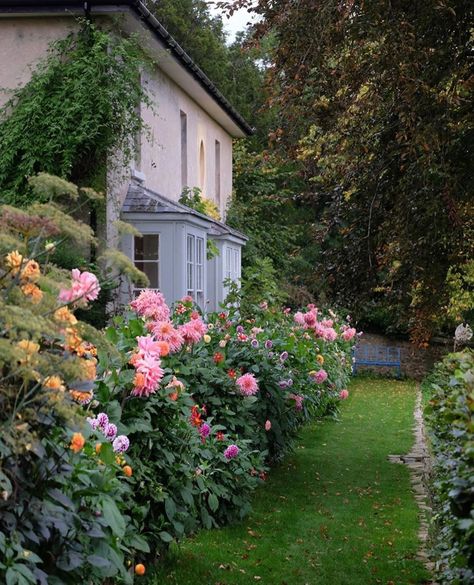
[148,379,431,585]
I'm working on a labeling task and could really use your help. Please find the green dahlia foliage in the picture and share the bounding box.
[424,350,474,584]
[0,174,357,582]
[88,290,356,571]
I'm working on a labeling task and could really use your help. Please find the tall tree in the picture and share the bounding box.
[221,0,474,342]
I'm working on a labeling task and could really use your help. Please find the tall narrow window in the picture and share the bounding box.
[199,140,205,192]
[186,234,194,297]
[196,237,204,308]
[134,235,160,292]
[180,111,187,189]
[224,245,241,287]
[215,139,221,206]
[186,233,205,307]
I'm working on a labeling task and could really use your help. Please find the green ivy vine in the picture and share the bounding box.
[0,19,153,205]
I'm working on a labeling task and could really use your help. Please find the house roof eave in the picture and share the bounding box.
[122,182,248,242]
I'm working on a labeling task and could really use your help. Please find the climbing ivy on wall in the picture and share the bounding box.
[0,20,152,205]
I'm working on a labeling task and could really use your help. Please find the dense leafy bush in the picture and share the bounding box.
[0,175,147,584]
[424,350,474,584]
[0,175,357,582]
[0,22,151,204]
[89,290,357,568]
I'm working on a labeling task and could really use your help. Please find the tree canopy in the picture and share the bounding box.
[220,0,474,342]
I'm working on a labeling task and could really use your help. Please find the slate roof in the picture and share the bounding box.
[122,182,248,242]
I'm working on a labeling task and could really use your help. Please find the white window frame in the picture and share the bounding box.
[133,233,161,294]
[186,232,205,308]
[224,244,241,286]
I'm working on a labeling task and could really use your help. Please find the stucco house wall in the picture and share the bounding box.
[0,17,78,108]
[139,69,233,217]
[0,17,233,216]
[0,3,250,311]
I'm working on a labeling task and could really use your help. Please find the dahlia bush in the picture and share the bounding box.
[88,288,358,565]
[0,174,358,583]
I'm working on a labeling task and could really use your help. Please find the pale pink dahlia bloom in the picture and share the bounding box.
[341,327,356,341]
[136,335,163,358]
[236,373,259,396]
[151,320,184,353]
[339,389,349,400]
[58,269,100,306]
[294,312,305,325]
[265,420,272,431]
[132,354,164,397]
[179,317,207,344]
[322,327,338,342]
[130,289,170,321]
[311,369,328,384]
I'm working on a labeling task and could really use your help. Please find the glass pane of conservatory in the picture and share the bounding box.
[135,235,159,261]
[135,262,159,289]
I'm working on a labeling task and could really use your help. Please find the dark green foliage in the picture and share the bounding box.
[224,0,474,341]
[0,175,145,585]
[424,350,474,583]
[0,21,151,204]
[92,296,354,560]
[226,144,319,306]
[98,311,265,552]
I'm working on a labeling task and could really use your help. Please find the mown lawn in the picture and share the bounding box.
[148,379,431,585]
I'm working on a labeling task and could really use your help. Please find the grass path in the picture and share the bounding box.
[149,379,431,585]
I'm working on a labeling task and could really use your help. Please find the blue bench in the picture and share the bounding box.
[352,344,402,377]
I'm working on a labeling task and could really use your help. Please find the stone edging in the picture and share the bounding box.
[388,388,438,583]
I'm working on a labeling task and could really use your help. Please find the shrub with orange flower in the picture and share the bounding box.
[70,432,85,453]
[21,282,43,304]
[20,259,40,282]
[43,375,65,392]
[5,250,23,275]
[54,306,78,325]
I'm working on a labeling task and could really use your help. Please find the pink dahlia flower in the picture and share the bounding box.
[224,444,240,459]
[236,373,259,396]
[288,393,304,411]
[322,327,338,342]
[312,369,328,384]
[132,354,164,397]
[151,320,184,353]
[130,289,170,321]
[303,311,317,327]
[58,269,100,306]
[136,335,163,358]
[265,420,272,431]
[339,389,349,400]
[179,318,207,344]
[341,327,356,341]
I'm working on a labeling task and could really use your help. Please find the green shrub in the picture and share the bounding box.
[424,350,474,584]
[0,175,357,580]
[88,291,356,564]
[0,175,145,584]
